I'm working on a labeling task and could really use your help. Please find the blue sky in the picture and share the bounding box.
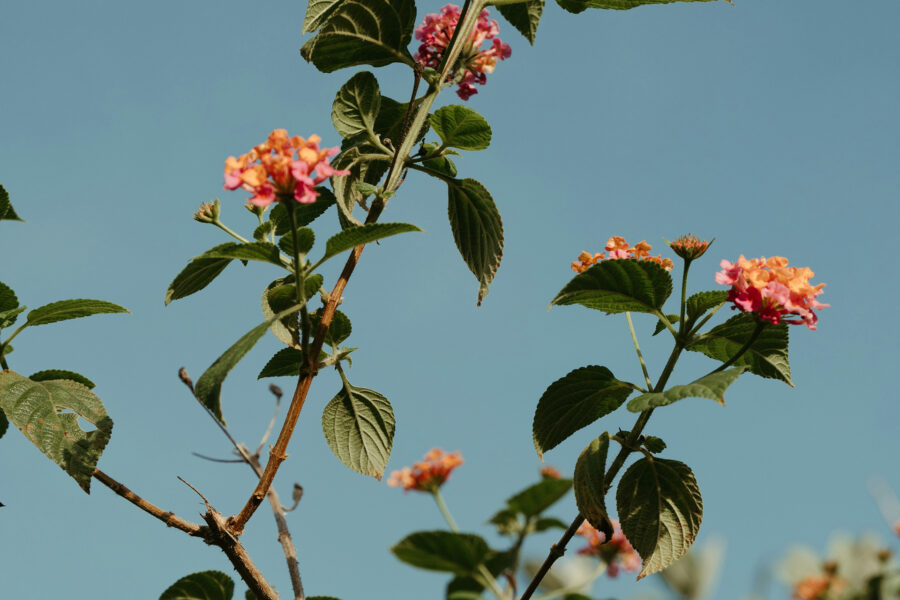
[1,1,898,599]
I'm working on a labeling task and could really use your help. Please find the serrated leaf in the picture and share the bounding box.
[392,531,490,574]
[687,313,792,385]
[322,222,422,261]
[506,477,572,518]
[278,227,316,257]
[332,71,382,138]
[0,184,23,221]
[270,189,337,234]
[311,309,352,345]
[616,457,702,579]
[159,570,234,600]
[303,0,347,33]
[195,302,301,424]
[30,370,96,389]
[253,220,275,241]
[0,306,26,329]
[574,433,614,536]
[533,366,634,457]
[300,0,416,73]
[422,155,458,178]
[26,299,129,327]
[430,105,492,151]
[551,259,673,315]
[447,178,504,305]
[330,144,392,226]
[446,575,485,600]
[165,256,232,305]
[686,290,729,324]
[258,347,305,378]
[556,0,717,12]
[0,372,112,493]
[261,275,323,347]
[374,95,428,145]
[653,314,679,336]
[322,381,394,479]
[195,242,284,267]
[534,516,569,531]
[0,281,18,313]
[497,0,544,44]
[643,436,666,453]
[626,367,745,412]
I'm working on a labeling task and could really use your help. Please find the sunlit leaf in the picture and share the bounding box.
[159,570,234,600]
[626,367,745,411]
[322,381,394,479]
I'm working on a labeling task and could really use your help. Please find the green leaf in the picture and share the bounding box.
[332,71,382,138]
[557,0,719,14]
[0,411,8,440]
[374,96,428,145]
[534,516,569,532]
[574,433,614,536]
[506,477,572,518]
[497,0,544,44]
[626,367,745,412]
[447,178,504,305]
[653,313,679,336]
[26,299,129,327]
[686,290,729,324]
[165,256,232,305]
[261,275,323,347]
[0,281,18,313]
[303,0,347,33]
[300,0,416,73]
[0,306,27,329]
[0,371,112,493]
[430,105,492,151]
[253,220,275,241]
[278,227,316,256]
[550,259,672,315]
[270,189,337,234]
[30,369,96,389]
[533,366,634,458]
[687,313,792,385]
[195,303,301,424]
[643,436,666,453]
[159,570,234,600]
[447,576,485,600]
[422,155,458,178]
[322,222,423,261]
[258,347,305,378]
[392,531,490,575]
[0,184,23,221]
[489,508,521,535]
[311,309,352,345]
[616,457,703,579]
[322,381,394,479]
[195,242,284,267]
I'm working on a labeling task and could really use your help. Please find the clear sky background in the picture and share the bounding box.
[1,1,898,599]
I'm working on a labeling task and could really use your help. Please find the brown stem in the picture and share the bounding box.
[203,506,281,600]
[228,198,387,535]
[92,468,206,537]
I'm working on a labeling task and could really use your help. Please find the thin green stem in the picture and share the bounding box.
[689,301,725,336]
[213,220,251,244]
[625,312,653,390]
[433,489,508,600]
[0,353,9,370]
[678,260,692,335]
[1,322,28,351]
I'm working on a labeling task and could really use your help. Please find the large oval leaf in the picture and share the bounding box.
[626,367,745,412]
[0,371,112,492]
[26,299,129,327]
[686,313,792,386]
[300,0,416,73]
[159,570,234,600]
[447,178,504,305]
[574,433,613,536]
[504,477,572,518]
[550,259,672,315]
[30,369,96,389]
[332,71,382,138]
[533,366,634,458]
[321,382,394,479]
[616,457,703,579]
[430,105,492,151]
[391,531,489,575]
[165,257,232,305]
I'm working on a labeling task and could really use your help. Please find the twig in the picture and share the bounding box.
[92,468,206,537]
[203,506,282,600]
[193,452,245,464]
[256,384,283,456]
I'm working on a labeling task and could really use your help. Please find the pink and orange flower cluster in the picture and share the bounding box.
[223,129,348,207]
[571,236,674,273]
[576,520,641,578]
[387,448,464,493]
[716,255,828,330]
[415,4,511,100]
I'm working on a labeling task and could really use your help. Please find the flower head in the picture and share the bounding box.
[414,4,511,100]
[571,236,674,273]
[540,465,562,480]
[387,448,464,493]
[715,255,828,330]
[577,520,641,578]
[668,234,711,261]
[223,129,348,207]
[193,200,220,224]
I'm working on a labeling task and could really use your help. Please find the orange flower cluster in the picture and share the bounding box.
[716,255,828,329]
[387,448,464,493]
[792,572,845,600]
[223,129,348,207]
[668,233,711,261]
[576,520,641,578]
[571,236,674,273]
[539,465,561,479]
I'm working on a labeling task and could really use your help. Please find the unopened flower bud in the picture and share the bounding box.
[668,234,711,261]
[193,200,220,223]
